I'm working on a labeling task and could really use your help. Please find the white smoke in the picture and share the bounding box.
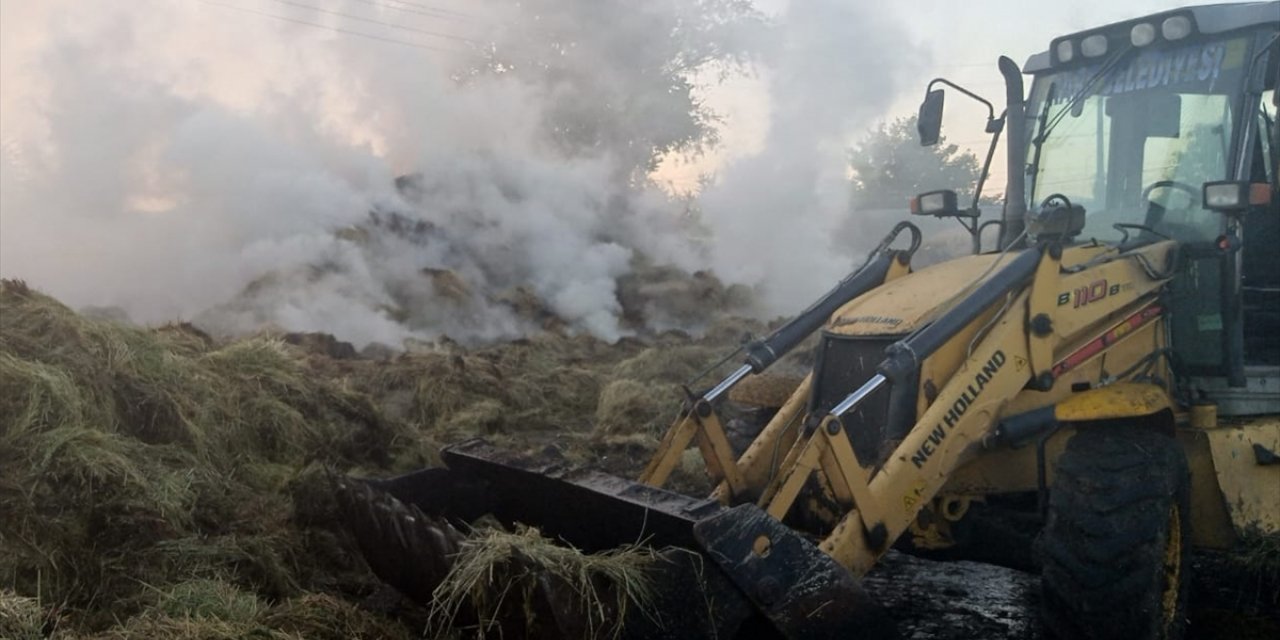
[1,0,919,346]
[700,0,925,315]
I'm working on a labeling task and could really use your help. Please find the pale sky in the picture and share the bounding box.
[656,0,1242,191]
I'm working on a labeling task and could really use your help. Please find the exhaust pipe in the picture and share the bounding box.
[998,56,1028,250]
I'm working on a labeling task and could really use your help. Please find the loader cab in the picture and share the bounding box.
[1020,4,1279,415]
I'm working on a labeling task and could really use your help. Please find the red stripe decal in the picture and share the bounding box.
[1050,305,1163,379]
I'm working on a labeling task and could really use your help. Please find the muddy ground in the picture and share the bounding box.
[863,549,1279,640]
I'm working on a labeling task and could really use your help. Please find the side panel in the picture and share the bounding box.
[1204,417,1280,536]
[1006,302,1169,418]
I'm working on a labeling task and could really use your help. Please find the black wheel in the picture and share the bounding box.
[1037,427,1191,640]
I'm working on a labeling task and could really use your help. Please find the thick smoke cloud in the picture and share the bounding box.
[699,0,923,315]
[1,0,918,346]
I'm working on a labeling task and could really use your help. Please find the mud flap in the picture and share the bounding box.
[693,504,898,640]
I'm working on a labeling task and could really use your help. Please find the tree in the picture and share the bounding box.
[847,115,993,210]
[462,0,764,181]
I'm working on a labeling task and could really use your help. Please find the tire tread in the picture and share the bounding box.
[1037,427,1191,640]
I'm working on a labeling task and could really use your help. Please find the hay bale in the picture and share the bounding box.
[429,526,656,640]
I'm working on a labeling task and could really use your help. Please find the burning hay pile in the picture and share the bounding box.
[0,278,762,637]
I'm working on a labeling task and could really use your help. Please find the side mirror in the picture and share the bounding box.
[918,89,945,146]
[910,189,975,218]
[1203,181,1272,213]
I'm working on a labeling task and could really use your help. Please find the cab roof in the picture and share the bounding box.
[1024,2,1279,73]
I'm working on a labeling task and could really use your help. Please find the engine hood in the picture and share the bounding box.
[827,252,1007,337]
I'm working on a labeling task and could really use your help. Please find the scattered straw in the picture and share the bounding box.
[261,593,413,640]
[1238,530,1280,574]
[594,378,674,436]
[428,525,657,639]
[0,589,45,640]
[152,578,265,623]
[0,280,422,635]
[0,278,753,637]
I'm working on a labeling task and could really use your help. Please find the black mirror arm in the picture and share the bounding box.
[924,78,1003,215]
[971,109,1007,214]
[926,78,997,124]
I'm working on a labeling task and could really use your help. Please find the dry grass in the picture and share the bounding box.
[610,344,721,384]
[594,378,675,436]
[0,280,422,637]
[1238,530,1280,574]
[0,589,45,640]
[0,278,750,637]
[262,593,415,640]
[727,372,805,408]
[151,578,266,623]
[427,525,658,640]
[76,615,287,640]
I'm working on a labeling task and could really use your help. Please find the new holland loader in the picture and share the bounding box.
[337,4,1280,638]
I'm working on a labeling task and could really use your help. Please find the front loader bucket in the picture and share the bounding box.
[439,439,725,550]
[336,438,894,639]
[694,505,896,639]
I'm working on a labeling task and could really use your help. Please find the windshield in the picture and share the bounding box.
[1024,36,1252,243]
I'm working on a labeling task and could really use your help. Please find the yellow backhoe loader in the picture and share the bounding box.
[337,4,1280,638]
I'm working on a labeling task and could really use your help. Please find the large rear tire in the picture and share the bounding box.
[1037,427,1191,640]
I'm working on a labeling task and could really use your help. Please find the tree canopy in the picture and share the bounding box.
[463,0,764,180]
[848,115,994,210]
